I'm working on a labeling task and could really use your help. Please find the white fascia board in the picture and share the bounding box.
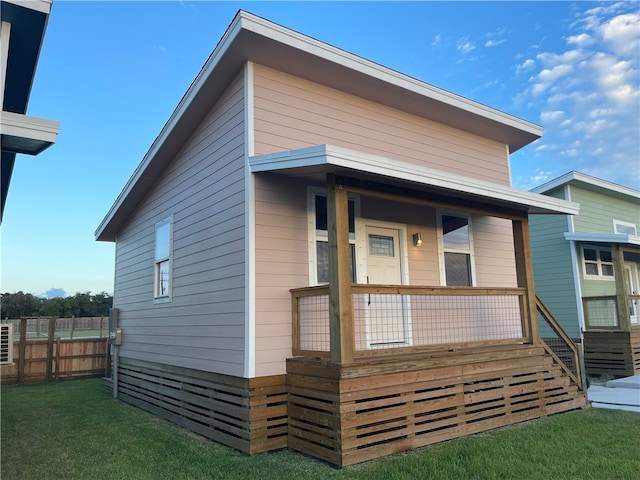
[249,144,579,215]
[243,13,541,137]
[532,171,639,200]
[0,110,59,146]
[564,232,640,246]
[5,0,52,15]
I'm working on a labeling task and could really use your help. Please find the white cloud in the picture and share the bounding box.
[457,37,476,54]
[517,3,639,189]
[599,12,640,57]
[531,64,573,95]
[540,110,565,123]
[485,38,506,48]
[516,58,536,74]
[567,33,594,47]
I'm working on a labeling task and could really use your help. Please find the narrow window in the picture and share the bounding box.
[613,220,637,236]
[582,246,614,279]
[440,213,474,286]
[309,190,357,285]
[155,217,173,299]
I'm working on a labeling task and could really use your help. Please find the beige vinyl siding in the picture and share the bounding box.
[113,71,247,377]
[252,64,511,185]
[471,216,517,287]
[570,186,639,234]
[253,175,309,376]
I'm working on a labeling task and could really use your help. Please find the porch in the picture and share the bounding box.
[288,285,587,466]
[581,243,640,377]
[583,295,640,377]
[283,172,587,466]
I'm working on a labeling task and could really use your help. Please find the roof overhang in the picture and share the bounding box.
[532,171,640,202]
[1,0,52,114]
[250,144,579,217]
[564,232,640,246]
[1,110,59,154]
[1,0,55,223]
[95,10,545,241]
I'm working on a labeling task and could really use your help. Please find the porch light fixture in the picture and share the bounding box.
[413,233,423,247]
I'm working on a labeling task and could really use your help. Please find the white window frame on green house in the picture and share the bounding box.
[437,210,476,287]
[613,219,637,236]
[307,187,360,286]
[581,245,614,280]
[154,216,173,301]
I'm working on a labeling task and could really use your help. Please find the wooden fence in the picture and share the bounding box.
[1,317,108,385]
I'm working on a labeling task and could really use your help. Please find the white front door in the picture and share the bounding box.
[364,225,410,348]
[624,263,640,325]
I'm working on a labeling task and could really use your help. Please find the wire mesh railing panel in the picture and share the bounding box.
[536,296,582,385]
[583,297,618,329]
[298,294,330,352]
[352,293,523,351]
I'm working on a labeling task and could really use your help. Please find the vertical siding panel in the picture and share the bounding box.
[113,71,247,377]
[252,64,511,185]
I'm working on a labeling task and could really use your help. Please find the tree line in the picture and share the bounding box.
[1,291,113,319]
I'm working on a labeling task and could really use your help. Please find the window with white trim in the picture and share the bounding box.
[582,246,614,279]
[613,220,637,236]
[154,217,173,299]
[439,212,475,286]
[308,189,358,285]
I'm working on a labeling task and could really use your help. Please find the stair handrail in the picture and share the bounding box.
[536,295,584,389]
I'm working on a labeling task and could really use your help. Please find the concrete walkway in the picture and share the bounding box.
[587,374,640,412]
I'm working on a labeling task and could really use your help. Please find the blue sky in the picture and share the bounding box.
[1,1,638,297]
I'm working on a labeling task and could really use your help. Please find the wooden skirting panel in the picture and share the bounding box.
[115,357,287,454]
[287,345,587,467]
[584,330,640,377]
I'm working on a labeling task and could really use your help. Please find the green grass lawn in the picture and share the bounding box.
[2,379,639,480]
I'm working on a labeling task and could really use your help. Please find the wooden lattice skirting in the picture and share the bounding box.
[584,330,640,377]
[114,357,288,454]
[287,344,588,467]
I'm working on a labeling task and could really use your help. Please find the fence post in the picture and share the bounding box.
[70,316,76,339]
[18,318,27,384]
[46,318,56,381]
[55,336,61,381]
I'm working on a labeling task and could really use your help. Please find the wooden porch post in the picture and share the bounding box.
[327,173,353,364]
[611,244,631,332]
[512,217,539,343]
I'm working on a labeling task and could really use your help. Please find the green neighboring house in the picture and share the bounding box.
[531,172,640,377]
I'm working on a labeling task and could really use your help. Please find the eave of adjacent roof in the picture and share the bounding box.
[95,10,544,241]
[531,171,640,202]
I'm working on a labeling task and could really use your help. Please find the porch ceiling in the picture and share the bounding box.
[249,144,580,216]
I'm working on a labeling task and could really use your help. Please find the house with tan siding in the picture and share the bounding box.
[96,11,588,466]
[531,172,640,378]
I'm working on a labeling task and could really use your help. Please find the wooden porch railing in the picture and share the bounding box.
[536,295,584,389]
[291,285,529,360]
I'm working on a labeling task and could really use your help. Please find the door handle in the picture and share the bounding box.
[367,276,371,306]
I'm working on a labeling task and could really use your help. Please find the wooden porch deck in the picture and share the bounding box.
[287,344,587,466]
